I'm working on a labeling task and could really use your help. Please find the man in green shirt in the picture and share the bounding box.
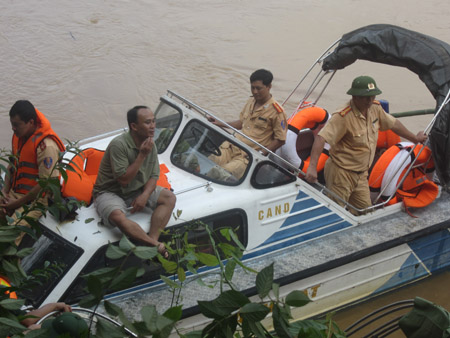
[93,106,176,257]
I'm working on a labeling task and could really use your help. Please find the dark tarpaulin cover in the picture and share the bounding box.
[322,24,450,188]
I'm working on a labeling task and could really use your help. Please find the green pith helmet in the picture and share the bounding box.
[346,76,382,96]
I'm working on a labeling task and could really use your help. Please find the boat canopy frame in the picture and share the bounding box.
[321,24,450,190]
[280,24,450,213]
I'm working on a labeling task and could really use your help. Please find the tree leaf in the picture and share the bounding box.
[158,256,178,273]
[196,252,219,267]
[95,317,129,338]
[182,330,203,338]
[177,266,186,282]
[163,305,183,321]
[2,259,18,273]
[0,298,25,310]
[141,305,158,332]
[119,235,136,252]
[289,319,327,337]
[78,294,99,308]
[220,228,231,241]
[133,245,158,259]
[256,263,273,299]
[229,230,245,251]
[16,247,34,258]
[272,305,293,338]
[272,282,280,300]
[87,274,104,300]
[285,290,311,307]
[247,319,267,338]
[198,300,228,319]
[224,259,237,281]
[109,267,138,291]
[104,300,123,317]
[239,303,270,322]
[160,275,181,289]
[105,243,127,260]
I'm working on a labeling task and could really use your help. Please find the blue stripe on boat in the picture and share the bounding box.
[408,229,450,272]
[282,206,333,227]
[289,196,321,213]
[247,219,352,259]
[373,229,450,295]
[265,213,344,244]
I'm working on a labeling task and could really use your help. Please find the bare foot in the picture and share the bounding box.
[157,243,169,259]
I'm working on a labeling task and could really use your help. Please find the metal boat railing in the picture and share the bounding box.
[167,77,450,216]
[36,307,138,337]
[344,299,415,337]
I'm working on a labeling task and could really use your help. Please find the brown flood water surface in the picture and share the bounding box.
[1,0,449,327]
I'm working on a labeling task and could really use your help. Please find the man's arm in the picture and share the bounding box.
[0,184,41,212]
[391,119,427,144]
[21,302,72,327]
[130,176,158,213]
[1,164,12,201]
[261,139,285,155]
[305,135,326,183]
[208,117,243,130]
[116,137,153,187]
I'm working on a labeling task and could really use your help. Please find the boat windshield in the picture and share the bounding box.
[154,100,183,154]
[18,229,83,307]
[171,120,251,185]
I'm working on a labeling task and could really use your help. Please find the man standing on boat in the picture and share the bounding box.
[0,100,65,245]
[208,69,287,178]
[93,106,176,257]
[305,76,427,214]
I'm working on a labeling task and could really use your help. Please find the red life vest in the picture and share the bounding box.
[11,109,65,195]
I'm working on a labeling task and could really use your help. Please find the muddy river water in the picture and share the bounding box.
[1,0,449,330]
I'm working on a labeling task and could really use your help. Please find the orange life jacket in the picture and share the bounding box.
[61,148,105,204]
[299,150,330,177]
[62,149,172,204]
[369,142,436,207]
[0,276,17,299]
[288,106,328,134]
[11,109,65,195]
[377,129,401,150]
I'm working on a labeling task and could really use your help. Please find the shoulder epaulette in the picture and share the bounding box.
[273,102,284,113]
[339,106,352,117]
[373,100,381,105]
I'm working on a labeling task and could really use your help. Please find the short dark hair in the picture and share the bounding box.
[9,100,37,123]
[250,69,273,86]
[127,105,148,129]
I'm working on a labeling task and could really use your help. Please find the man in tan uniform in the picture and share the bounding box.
[208,69,287,178]
[305,76,427,213]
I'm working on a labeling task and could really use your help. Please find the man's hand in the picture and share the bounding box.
[0,194,20,216]
[130,192,150,213]
[140,137,154,156]
[415,131,427,144]
[305,166,318,184]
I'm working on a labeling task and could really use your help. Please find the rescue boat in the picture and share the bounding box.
[17,24,450,334]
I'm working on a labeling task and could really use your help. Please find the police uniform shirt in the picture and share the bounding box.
[237,96,287,150]
[37,137,61,179]
[319,100,396,172]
